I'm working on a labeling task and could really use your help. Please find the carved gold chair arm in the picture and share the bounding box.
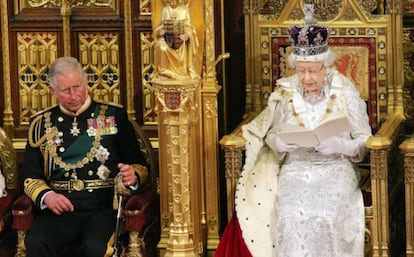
[219,112,257,220]
[365,113,405,150]
[364,112,405,257]
[124,184,159,257]
[12,194,34,257]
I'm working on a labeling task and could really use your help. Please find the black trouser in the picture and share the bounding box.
[25,208,116,257]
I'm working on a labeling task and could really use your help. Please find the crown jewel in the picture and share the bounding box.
[289,4,329,58]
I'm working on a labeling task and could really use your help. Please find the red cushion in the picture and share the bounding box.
[12,195,34,231]
[124,185,158,231]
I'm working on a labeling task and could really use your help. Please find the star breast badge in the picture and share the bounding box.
[70,126,81,136]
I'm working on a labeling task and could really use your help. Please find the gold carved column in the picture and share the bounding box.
[400,136,414,257]
[152,79,201,257]
[0,0,14,138]
[219,134,245,221]
[366,141,391,257]
[60,0,72,56]
[202,0,222,253]
[152,0,221,256]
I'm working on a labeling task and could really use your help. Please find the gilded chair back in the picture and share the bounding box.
[243,0,403,132]
[0,128,17,191]
[130,120,158,190]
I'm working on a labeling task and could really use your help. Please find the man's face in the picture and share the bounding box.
[50,69,88,113]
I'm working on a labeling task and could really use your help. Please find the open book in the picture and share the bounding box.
[277,113,352,147]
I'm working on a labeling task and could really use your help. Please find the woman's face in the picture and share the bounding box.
[295,61,327,95]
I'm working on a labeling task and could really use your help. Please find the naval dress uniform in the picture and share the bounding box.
[20,98,148,257]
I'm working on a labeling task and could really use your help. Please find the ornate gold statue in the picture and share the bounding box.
[154,0,200,80]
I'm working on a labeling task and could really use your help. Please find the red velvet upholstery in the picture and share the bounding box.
[124,184,158,231]
[124,184,160,257]
[0,128,18,236]
[11,195,33,231]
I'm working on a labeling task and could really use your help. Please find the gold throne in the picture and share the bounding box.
[220,1,405,256]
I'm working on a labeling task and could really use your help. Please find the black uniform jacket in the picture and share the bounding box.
[21,100,148,211]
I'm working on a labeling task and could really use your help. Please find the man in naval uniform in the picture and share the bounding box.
[20,56,149,257]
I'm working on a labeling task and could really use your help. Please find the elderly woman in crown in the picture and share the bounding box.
[215,4,371,257]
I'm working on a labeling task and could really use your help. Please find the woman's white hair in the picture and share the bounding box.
[287,49,337,68]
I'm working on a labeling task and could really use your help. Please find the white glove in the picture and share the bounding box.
[275,136,298,153]
[314,137,359,157]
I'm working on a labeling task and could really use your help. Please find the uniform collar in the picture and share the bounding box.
[59,95,92,116]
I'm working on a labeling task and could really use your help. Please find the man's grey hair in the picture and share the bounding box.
[48,57,86,88]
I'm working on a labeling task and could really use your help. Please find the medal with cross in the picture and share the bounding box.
[70,117,81,136]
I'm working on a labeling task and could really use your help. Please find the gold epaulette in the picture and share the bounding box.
[29,104,58,120]
[28,111,51,148]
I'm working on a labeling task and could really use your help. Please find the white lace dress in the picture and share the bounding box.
[266,70,371,257]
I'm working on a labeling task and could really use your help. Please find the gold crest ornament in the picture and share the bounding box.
[72,178,85,191]
[69,170,85,192]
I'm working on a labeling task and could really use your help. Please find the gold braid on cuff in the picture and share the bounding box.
[132,164,148,186]
[24,178,51,203]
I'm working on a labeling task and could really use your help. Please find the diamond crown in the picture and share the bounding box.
[288,4,329,57]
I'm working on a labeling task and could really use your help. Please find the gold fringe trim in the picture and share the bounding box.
[132,164,148,185]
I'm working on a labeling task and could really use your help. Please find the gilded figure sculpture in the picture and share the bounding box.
[153,0,200,80]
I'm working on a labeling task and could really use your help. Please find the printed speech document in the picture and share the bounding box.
[277,113,352,147]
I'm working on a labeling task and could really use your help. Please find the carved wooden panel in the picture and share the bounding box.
[3,0,154,139]
[403,15,414,132]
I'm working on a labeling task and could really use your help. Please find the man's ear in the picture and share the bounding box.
[49,86,57,96]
